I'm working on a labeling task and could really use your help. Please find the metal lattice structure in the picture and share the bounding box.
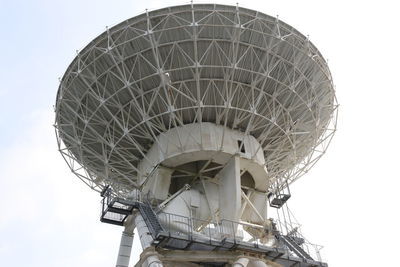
[55,4,337,195]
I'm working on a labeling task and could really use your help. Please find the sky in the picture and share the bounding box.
[0,0,399,266]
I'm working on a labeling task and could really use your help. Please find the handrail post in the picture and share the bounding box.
[168,213,171,237]
[188,216,192,241]
[232,221,235,242]
[208,224,212,244]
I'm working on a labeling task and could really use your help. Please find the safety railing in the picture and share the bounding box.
[272,217,323,261]
[157,212,272,247]
[156,211,324,262]
[102,210,126,222]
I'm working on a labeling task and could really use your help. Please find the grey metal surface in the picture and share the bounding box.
[55,4,337,194]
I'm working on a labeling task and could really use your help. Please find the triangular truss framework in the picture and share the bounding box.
[55,4,338,196]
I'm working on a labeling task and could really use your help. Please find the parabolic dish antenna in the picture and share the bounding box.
[55,4,337,196]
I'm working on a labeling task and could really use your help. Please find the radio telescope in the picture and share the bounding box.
[55,3,337,267]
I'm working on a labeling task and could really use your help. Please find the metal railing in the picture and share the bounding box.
[156,211,323,262]
[272,217,323,261]
[157,212,272,247]
[99,184,324,262]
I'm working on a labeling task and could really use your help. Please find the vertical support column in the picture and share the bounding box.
[142,166,173,200]
[232,257,249,267]
[218,156,241,222]
[116,231,134,267]
[251,260,269,267]
[116,215,135,267]
[135,214,153,249]
[135,214,163,267]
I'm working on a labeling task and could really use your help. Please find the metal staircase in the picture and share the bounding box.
[99,186,163,236]
[137,202,163,239]
[280,235,313,260]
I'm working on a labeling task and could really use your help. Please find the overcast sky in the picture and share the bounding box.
[1,0,399,266]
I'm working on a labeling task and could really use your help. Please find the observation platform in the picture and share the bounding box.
[152,217,326,267]
[100,191,327,267]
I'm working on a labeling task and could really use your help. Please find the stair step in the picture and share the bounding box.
[281,235,313,260]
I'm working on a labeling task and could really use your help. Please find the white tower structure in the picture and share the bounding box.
[55,3,337,267]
